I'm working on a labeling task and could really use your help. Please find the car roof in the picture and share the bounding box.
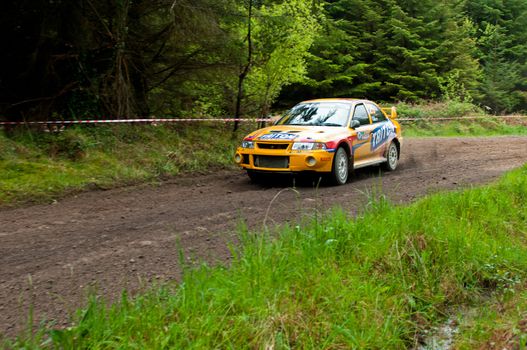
[301,98,373,105]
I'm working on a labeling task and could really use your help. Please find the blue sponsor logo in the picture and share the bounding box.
[371,123,395,151]
[357,131,369,141]
[259,133,298,141]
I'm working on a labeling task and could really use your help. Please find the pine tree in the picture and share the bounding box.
[465,0,527,112]
[287,0,481,103]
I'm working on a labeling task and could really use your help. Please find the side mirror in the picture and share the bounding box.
[350,120,360,128]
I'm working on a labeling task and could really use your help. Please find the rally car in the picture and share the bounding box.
[234,99,402,185]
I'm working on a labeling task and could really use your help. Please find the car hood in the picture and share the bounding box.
[245,125,349,142]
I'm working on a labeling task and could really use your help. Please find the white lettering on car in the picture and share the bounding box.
[371,123,396,151]
[259,133,298,141]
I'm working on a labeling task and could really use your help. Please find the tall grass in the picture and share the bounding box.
[6,164,527,349]
[0,124,253,205]
[453,288,527,349]
[396,101,527,137]
[395,100,483,119]
[403,118,527,137]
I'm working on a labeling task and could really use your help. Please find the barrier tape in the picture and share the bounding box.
[398,115,527,122]
[0,118,269,125]
[0,115,525,125]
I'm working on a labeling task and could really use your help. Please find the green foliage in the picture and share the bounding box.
[477,24,525,113]
[439,70,474,104]
[0,124,252,206]
[396,100,483,119]
[404,118,527,137]
[453,289,527,348]
[395,101,527,136]
[244,0,322,116]
[2,0,527,120]
[465,0,527,113]
[284,0,482,103]
[6,165,527,348]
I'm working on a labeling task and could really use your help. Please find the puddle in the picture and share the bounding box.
[417,318,459,350]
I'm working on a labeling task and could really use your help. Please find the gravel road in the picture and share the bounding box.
[1,136,526,338]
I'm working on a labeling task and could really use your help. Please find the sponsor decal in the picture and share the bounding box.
[259,132,298,141]
[357,131,369,141]
[371,122,396,151]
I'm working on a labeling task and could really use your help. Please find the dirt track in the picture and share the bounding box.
[1,136,526,338]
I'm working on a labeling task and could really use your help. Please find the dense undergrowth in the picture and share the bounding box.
[0,123,254,205]
[4,164,526,348]
[396,101,527,137]
[403,118,527,137]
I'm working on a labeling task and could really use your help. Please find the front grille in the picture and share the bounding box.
[254,156,289,169]
[241,154,250,165]
[257,143,289,150]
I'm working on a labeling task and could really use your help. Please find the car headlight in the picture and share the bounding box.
[241,140,254,149]
[291,142,326,151]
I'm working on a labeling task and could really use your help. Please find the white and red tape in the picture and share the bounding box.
[0,115,525,125]
[0,118,269,125]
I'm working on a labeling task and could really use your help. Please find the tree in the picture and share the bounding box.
[284,0,481,104]
[465,0,527,112]
[244,0,321,117]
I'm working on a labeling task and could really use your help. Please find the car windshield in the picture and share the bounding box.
[277,102,351,127]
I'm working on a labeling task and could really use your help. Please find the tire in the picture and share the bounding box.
[383,142,399,171]
[329,147,349,185]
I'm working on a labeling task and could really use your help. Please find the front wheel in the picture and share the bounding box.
[329,147,349,185]
[383,142,399,171]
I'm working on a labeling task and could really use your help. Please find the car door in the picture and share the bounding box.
[350,103,376,163]
[366,102,394,160]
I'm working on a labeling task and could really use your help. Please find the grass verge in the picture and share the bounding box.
[5,164,527,349]
[451,283,527,349]
[402,117,527,137]
[396,101,527,137]
[0,124,254,206]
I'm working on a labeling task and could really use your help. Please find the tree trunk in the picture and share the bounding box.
[233,0,252,132]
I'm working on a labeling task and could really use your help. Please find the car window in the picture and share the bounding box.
[367,103,387,123]
[352,104,370,126]
[277,102,351,127]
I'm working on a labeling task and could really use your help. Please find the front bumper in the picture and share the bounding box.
[234,147,335,173]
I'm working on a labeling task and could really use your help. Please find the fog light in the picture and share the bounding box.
[306,156,316,167]
[235,154,242,164]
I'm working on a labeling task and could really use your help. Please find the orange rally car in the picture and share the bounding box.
[234,99,403,185]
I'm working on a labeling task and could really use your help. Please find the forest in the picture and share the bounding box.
[1,0,526,123]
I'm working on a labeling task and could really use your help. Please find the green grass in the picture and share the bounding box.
[395,100,484,120]
[395,100,527,136]
[5,164,527,349]
[452,289,527,349]
[402,117,527,137]
[0,124,253,206]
